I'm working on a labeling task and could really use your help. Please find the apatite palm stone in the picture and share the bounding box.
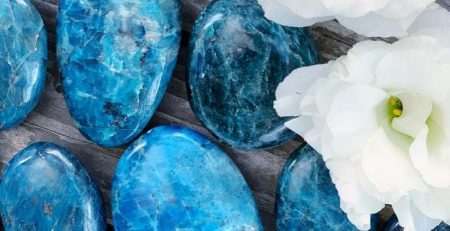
[383,215,450,231]
[112,125,262,230]
[277,144,378,230]
[188,0,319,150]
[0,0,47,130]
[0,142,106,230]
[57,0,181,147]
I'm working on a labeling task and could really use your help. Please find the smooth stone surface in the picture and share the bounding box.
[277,144,378,230]
[188,0,319,150]
[0,142,106,230]
[383,215,450,231]
[57,0,181,147]
[0,0,47,130]
[112,125,262,230]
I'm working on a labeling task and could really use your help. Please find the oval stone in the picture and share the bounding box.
[188,0,319,150]
[277,144,378,230]
[112,125,262,230]
[383,215,450,231]
[0,0,47,130]
[0,142,106,230]
[57,0,181,147]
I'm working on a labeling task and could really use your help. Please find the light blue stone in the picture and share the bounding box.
[57,0,181,147]
[188,0,319,150]
[112,125,262,230]
[383,215,450,231]
[0,142,106,230]
[0,0,47,130]
[277,144,378,230]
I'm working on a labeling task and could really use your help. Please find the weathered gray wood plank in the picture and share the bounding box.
[3,0,448,230]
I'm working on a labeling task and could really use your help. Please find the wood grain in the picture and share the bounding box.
[0,0,448,230]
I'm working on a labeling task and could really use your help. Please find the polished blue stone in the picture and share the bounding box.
[112,125,262,230]
[57,0,181,147]
[0,0,47,130]
[188,0,319,150]
[277,144,378,230]
[383,215,450,231]
[0,142,106,230]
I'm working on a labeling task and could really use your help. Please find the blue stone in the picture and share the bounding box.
[0,142,106,230]
[57,0,181,147]
[277,144,378,230]
[188,0,319,150]
[0,0,47,130]
[112,125,262,230]
[383,215,450,231]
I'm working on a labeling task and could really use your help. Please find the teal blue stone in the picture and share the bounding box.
[57,0,181,147]
[112,125,262,230]
[0,142,106,230]
[188,0,319,150]
[0,0,47,130]
[383,215,450,231]
[277,144,378,230]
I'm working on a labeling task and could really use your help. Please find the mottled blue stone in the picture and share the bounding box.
[188,0,319,150]
[383,215,450,231]
[0,0,47,130]
[112,125,262,230]
[57,0,181,147]
[277,144,378,230]
[0,142,106,230]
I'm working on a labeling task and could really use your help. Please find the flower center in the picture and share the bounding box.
[388,96,403,118]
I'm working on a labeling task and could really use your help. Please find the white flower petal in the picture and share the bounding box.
[326,158,385,213]
[409,4,450,35]
[277,0,333,18]
[320,0,391,18]
[392,197,442,231]
[336,10,420,37]
[341,41,390,84]
[411,188,450,221]
[362,128,426,194]
[275,64,331,99]
[409,127,431,177]
[299,78,327,116]
[391,93,433,138]
[376,0,435,19]
[275,65,331,117]
[376,37,450,102]
[257,0,333,27]
[329,84,387,111]
[314,78,351,115]
[409,125,450,188]
[327,110,379,155]
[345,211,372,230]
[323,84,386,155]
[302,119,325,152]
[319,126,338,160]
[413,27,450,49]
[274,94,302,117]
[284,116,313,138]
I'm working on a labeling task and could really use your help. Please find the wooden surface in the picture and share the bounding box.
[0,0,448,230]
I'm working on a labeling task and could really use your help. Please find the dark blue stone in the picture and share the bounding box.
[277,144,378,230]
[0,142,106,230]
[57,0,181,147]
[0,0,47,130]
[188,0,319,150]
[112,125,262,230]
[383,215,450,231]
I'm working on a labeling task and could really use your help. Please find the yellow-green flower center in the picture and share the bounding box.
[388,96,403,118]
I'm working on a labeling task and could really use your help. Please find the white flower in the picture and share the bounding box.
[275,27,450,230]
[257,0,447,37]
